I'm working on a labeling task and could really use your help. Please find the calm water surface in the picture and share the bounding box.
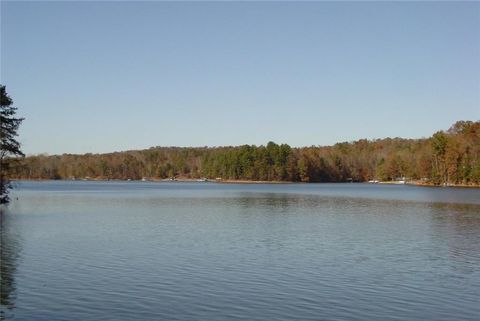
[1,181,480,320]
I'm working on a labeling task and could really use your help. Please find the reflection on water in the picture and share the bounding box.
[0,209,21,320]
[2,181,480,321]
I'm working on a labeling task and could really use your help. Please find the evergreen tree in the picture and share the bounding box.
[0,85,24,204]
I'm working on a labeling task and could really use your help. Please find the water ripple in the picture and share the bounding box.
[2,181,480,320]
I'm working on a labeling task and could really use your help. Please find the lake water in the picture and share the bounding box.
[1,181,480,320]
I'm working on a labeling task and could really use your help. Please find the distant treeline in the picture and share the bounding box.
[12,121,480,185]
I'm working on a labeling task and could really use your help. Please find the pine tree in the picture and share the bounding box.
[1,85,24,204]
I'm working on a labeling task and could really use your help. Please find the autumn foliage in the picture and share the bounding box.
[12,121,480,186]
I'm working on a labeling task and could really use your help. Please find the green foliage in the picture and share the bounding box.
[11,120,480,186]
[0,85,24,204]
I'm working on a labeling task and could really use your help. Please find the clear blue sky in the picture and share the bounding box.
[1,1,479,155]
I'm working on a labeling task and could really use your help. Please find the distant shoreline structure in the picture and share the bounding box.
[10,177,480,188]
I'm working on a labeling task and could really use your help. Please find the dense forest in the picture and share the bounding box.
[11,121,480,186]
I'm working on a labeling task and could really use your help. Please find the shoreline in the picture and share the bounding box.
[10,178,480,188]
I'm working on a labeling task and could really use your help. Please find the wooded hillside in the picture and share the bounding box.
[12,121,480,185]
